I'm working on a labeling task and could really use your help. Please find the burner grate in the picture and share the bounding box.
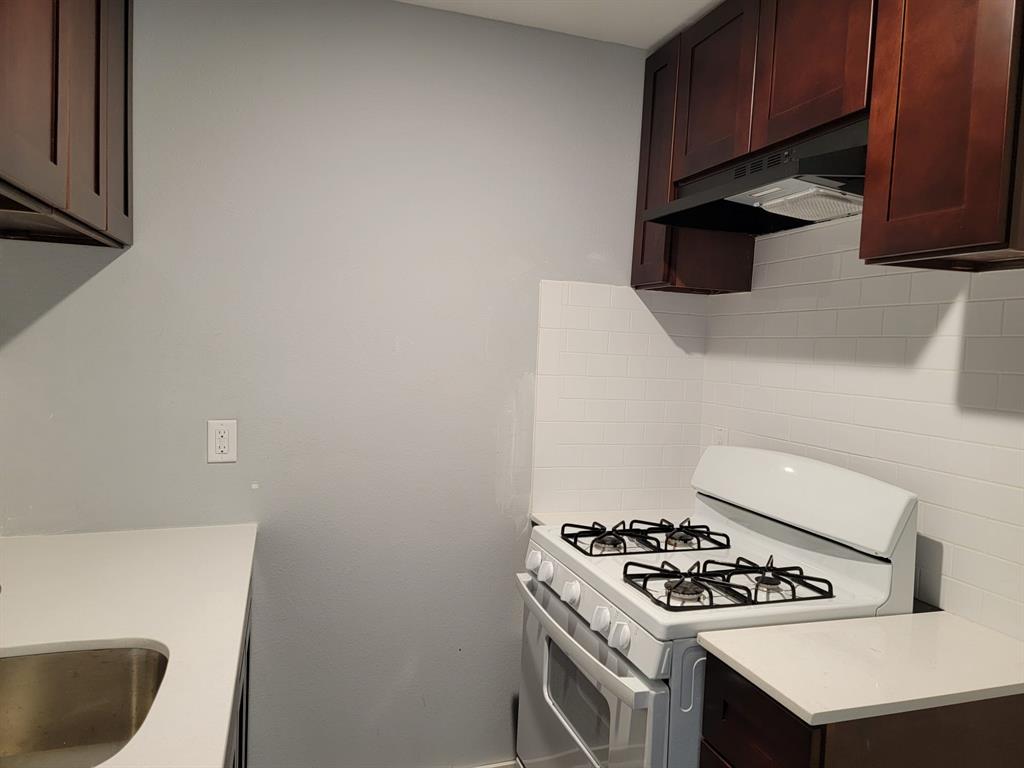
[701,555,835,604]
[623,561,752,612]
[630,517,732,551]
[561,522,660,557]
[623,556,835,612]
[560,518,730,557]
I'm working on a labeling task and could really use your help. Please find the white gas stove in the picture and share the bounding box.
[515,446,918,768]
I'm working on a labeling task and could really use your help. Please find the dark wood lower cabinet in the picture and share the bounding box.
[701,655,1024,768]
[700,740,733,768]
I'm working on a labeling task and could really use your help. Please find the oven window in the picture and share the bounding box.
[547,640,611,764]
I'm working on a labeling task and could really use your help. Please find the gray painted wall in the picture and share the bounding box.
[0,2,641,766]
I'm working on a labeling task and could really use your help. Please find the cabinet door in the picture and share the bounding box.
[105,0,131,243]
[0,0,69,207]
[66,0,109,230]
[751,0,873,150]
[702,655,823,768]
[861,0,1023,262]
[632,36,680,287]
[671,0,759,181]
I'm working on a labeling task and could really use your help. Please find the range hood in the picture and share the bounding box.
[645,119,868,235]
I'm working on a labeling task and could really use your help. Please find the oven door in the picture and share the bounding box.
[515,573,668,768]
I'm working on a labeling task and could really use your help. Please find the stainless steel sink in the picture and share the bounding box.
[0,647,167,768]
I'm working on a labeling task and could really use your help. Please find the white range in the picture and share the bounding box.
[515,446,918,768]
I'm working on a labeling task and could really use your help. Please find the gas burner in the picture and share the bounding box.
[591,533,626,555]
[752,556,784,592]
[561,522,660,557]
[666,529,696,549]
[754,573,783,589]
[665,572,706,602]
[623,561,752,612]
[629,518,732,552]
[701,556,835,604]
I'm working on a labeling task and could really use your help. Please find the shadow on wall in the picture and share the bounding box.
[0,240,119,349]
[699,273,1024,422]
[915,535,945,608]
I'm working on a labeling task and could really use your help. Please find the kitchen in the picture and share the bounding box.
[0,1,1021,767]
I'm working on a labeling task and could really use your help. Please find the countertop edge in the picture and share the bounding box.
[697,633,1024,725]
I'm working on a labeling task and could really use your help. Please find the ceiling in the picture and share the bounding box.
[394,0,720,50]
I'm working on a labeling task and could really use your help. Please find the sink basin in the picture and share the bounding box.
[0,647,167,768]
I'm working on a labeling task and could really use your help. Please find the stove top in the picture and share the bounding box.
[529,494,899,642]
[623,555,835,612]
[561,518,731,557]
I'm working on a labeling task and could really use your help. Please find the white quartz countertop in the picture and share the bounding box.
[0,523,257,768]
[697,612,1024,725]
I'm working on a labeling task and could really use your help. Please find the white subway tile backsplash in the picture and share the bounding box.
[588,307,631,332]
[533,281,705,518]
[817,279,862,308]
[607,332,650,355]
[536,230,1024,637]
[568,282,611,307]
[797,310,838,337]
[538,281,566,328]
[586,353,629,377]
[837,307,883,336]
[882,304,938,336]
[565,329,609,353]
[861,274,912,306]
[964,301,1005,336]
[1003,300,1024,335]
[909,271,969,304]
[971,269,1024,300]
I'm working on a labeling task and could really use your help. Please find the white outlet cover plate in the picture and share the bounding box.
[207,419,237,463]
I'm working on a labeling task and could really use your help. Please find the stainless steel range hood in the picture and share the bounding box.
[644,119,868,235]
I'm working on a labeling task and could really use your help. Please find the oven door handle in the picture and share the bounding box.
[516,573,656,709]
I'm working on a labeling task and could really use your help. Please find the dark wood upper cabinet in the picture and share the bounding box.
[671,0,759,182]
[751,0,874,150]
[633,36,681,288]
[0,0,70,209]
[861,0,1024,269]
[0,0,131,247]
[632,35,754,293]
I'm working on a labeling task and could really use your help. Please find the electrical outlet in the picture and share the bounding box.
[207,419,237,463]
[712,427,728,446]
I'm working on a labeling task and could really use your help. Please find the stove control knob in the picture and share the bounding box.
[537,560,555,584]
[560,580,581,606]
[590,606,611,634]
[608,622,631,651]
[525,550,543,573]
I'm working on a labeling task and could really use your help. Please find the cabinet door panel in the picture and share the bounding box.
[861,0,1022,261]
[0,0,69,207]
[751,0,873,150]
[672,0,758,181]
[632,36,680,287]
[105,0,131,243]
[702,655,822,768]
[66,0,108,229]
